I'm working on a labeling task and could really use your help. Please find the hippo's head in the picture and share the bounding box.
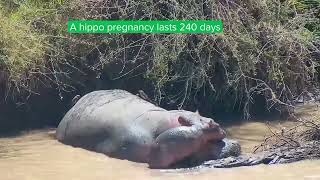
[177,111,226,142]
[148,111,226,168]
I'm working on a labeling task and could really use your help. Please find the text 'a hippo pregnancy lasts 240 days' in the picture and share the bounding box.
[72,22,223,33]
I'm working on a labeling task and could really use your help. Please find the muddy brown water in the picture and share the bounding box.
[1,104,320,180]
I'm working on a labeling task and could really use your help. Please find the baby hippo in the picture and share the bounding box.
[56,89,228,168]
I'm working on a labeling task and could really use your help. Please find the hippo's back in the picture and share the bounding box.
[56,89,162,144]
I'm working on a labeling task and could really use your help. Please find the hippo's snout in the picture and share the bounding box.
[203,126,220,133]
[208,120,220,129]
[202,126,226,142]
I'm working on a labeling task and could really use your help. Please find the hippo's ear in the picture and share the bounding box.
[195,110,200,115]
[178,116,192,126]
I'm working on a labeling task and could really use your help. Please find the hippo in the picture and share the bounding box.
[56,89,240,168]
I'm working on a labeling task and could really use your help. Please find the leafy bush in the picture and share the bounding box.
[0,0,68,94]
[63,0,319,118]
[0,0,319,119]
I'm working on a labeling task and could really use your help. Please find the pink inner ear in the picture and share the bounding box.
[178,116,192,126]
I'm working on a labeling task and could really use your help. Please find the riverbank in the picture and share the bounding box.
[0,0,319,134]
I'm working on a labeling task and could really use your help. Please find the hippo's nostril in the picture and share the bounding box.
[209,121,219,128]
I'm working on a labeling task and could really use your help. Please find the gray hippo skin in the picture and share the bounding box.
[56,89,239,168]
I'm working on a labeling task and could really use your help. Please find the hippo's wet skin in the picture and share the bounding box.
[56,89,240,168]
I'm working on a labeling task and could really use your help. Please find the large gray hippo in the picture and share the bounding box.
[56,89,240,168]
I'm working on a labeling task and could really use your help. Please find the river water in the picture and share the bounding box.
[0,104,320,180]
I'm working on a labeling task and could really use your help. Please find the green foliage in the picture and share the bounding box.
[0,5,46,83]
[290,0,320,37]
[0,0,318,118]
[0,0,68,91]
